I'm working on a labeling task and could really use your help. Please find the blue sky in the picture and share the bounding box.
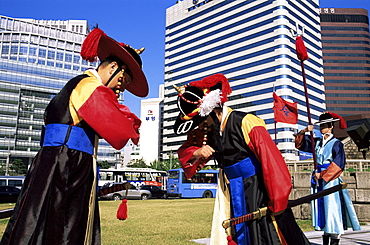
[1,0,369,115]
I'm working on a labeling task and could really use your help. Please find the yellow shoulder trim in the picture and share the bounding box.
[241,114,266,145]
[221,107,233,132]
[70,75,102,125]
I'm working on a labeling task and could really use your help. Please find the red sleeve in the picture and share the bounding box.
[242,115,292,213]
[77,86,141,149]
[177,130,211,179]
[321,162,342,182]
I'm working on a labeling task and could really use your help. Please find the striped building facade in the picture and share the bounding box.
[163,0,325,161]
[320,8,370,117]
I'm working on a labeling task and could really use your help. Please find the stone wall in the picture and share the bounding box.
[343,137,369,160]
[290,172,370,222]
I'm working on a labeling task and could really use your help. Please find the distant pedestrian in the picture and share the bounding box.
[295,112,361,245]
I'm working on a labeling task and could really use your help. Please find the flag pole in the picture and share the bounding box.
[274,120,277,145]
[300,59,318,170]
[291,24,318,171]
[273,85,277,145]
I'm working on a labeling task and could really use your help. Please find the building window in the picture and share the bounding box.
[47,50,55,59]
[56,52,63,61]
[19,46,27,55]
[1,45,9,55]
[73,55,80,63]
[28,58,36,63]
[38,49,46,58]
[65,54,72,62]
[10,46,18,54]
[29,47,37,56]
[47,61,54,67]
[64,64,71,69]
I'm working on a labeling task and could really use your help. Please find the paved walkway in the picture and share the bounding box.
[305,225,370,245]
[192,225,370,244]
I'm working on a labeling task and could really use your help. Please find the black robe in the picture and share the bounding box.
[1,70,141,245]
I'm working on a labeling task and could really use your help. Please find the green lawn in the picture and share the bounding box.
[1,199,314,245]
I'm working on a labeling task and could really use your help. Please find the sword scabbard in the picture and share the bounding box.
[222,183,347,228]
[252,207,268,219]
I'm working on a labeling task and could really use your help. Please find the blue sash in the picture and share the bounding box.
[224,155,261,245]
[41,124,95,155]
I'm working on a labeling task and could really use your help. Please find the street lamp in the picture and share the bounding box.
[114,151,121,169]
[4,134,11,176]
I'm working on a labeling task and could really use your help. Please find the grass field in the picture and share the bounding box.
[0,199,313,245]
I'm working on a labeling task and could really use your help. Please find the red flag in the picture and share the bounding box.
[295,36,309,61]
[273,92,298,124]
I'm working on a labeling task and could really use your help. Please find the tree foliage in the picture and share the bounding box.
[127,158,148,168]
[9,159,27,175]
[149,156,180,172]
[97,160,111,169]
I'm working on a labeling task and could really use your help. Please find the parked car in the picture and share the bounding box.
[0,185,21,203]
[99,182,151,201]
[140,185,167,199]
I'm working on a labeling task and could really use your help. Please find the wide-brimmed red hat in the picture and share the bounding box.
[80,28,148,97]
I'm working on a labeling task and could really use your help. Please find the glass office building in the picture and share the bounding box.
[163,0,325,161]
[0,15,119,172]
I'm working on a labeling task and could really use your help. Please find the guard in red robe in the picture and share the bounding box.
[174,74,309,245]
[1,28,148,245]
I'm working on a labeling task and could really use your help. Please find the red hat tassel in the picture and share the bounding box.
[295,36,309,61]
[227,235,237,245]
[328,112,347,129]
[116,199,128,220]
[80,28,107,62]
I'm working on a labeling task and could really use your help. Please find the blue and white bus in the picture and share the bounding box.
[98,168,167,189]
[167,168,218,198]
[0,176,25,188]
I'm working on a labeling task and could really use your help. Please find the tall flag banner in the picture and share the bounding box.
[273,92,298,124]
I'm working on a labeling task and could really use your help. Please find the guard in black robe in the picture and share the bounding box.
[1,28,148,245]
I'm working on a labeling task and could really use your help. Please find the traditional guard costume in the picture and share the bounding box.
[175,74,309,245]
[295,112,360,245]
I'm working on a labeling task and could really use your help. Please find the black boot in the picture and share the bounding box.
[322,235,330,245]
[330,238,340,245]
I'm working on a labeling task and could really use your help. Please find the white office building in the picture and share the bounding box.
[163,0,325,161]
[139,85,164,164]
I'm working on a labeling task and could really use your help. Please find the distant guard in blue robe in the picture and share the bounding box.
[295,112,360,245]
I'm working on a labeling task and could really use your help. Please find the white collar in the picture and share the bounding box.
[87,68,102,83]
[322,133,333,146]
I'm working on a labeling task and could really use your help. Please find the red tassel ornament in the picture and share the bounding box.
[116,199,128,220]
[80,28,107,62]
[295,36,309,61]
[226,235,237,245]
